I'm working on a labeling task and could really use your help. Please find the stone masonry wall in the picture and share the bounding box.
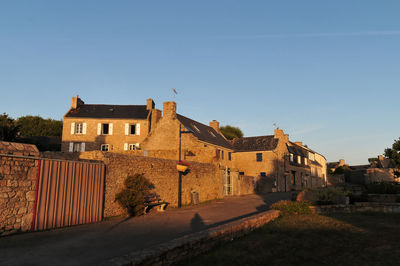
[89,152,224,217]
[0,155,38,236]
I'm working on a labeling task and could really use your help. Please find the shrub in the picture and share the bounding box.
[365,182,400,194]
[314,188,346,205]
[270,200,311,216]
[115,173,153,216]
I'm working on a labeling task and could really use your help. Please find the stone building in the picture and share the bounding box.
[141,101,327,193]
[61,96,161,153]
[61,97,327,193]
[231,131,326,192]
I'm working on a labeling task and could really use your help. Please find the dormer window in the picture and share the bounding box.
[192,124,200,133]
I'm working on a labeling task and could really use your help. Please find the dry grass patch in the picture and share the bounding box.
[178,212,400,266]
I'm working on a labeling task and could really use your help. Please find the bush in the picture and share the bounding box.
[270,200,311,216]
[365,182,400,194]
[314,188,346,205]
[115,174,153,216]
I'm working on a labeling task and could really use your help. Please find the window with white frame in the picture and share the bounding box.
[101,144,109,151]
[129,144,136,150]
[124,123,140,136]
[75,123,83,134]
[73,143,81,152]
[69,142,85,152]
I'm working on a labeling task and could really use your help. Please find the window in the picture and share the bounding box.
[102,124,109,135]
[256,153,262,162]
[239,172,244,175]
[130,124,136,135]
[221,150,224,160]
[290,153,294,162]
[192,124,200,132]
[228,152,231,161]
[75,123,83,134]
[128,144,136,150]
[216,149,220,159]
[304,158,308,165]
[101,144,109,151]
[260,172,266,177]
[73,143,81,152]
[297,156,301,164]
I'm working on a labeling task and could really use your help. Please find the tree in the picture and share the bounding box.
[384,137,400,168]
[0,113,18,141]
[16,116,63,137]
[220,125,244,140]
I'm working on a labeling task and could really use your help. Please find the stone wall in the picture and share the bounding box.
[85,152,224,217]
[310,202,400,214]
[0,155,38,236]
[232,175,255,196]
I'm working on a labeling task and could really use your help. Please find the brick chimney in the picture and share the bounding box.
[163,101,177,119]
[338,159,345,166]
[209,120,220,133]
[71,95,84,109]
[147,98,155,110]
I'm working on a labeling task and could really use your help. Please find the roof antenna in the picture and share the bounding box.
[172,87,178,99]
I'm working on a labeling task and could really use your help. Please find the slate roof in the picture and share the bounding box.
[176,114,232,149]
[65,104,149,119]
[287,144,308,157]
[231,135,279,152]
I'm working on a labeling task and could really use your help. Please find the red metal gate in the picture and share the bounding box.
[32,159,105,231]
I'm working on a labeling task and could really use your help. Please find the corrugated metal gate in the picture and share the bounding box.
[32,159,105,231]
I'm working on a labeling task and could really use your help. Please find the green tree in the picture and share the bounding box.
[0,113,18,141]
[115,174,153,216]
[220,125,244,140]
[16,115,63,137]
[384,138,400,168]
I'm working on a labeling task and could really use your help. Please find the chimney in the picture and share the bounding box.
[147,98,155,110]
[209,120,220,133]
[274,128,289,142]
[71,95,84,109]
[163,101,177,119]
[150,109,162,130]
[378,155,384,161]
[339,159,345,166]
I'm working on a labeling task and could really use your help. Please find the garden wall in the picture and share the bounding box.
[0,142,40,236]
[79,152,224,217]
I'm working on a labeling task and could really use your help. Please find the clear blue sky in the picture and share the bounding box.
[1,1,399,165]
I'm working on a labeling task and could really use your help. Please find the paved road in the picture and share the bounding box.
[0,193,290,266]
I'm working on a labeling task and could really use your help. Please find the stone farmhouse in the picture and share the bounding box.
[61,96,326,193]
[61,96,161,153]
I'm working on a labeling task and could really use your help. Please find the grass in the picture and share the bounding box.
[177,212,400,266]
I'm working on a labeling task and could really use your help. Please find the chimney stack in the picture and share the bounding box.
[209,120,220,133]
[147,98,155,110]
[71,95,84,109]
[163,101,177,119]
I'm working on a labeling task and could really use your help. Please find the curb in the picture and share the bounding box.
[104,209,280,266]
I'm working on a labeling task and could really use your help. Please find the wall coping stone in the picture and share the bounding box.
[103,210,280,266]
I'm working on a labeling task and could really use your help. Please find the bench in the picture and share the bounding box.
[144,194,168,214]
